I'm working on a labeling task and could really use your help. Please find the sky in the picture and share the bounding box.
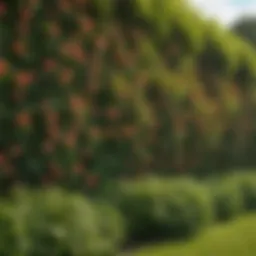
[190,0,256,26]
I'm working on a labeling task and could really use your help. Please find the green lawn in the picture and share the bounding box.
[133,215,256,256]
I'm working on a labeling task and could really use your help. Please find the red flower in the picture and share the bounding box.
[80,17,95,33]
[58,0,71,12]
[60,41,86,63]
[0,154,5,165]
[73,163,84,174]
[46,125,59,140]
[63,130,77,148]
[15,111,31,127]
[47,22,61,37]
[69,95,84,112]
[12,41,26,56]
[43,59,57,72]
[105,107,120,120]
[0,2,6,16]
[95,36,108,50]
[49,163,62,179]
[16,71,33,88]
[123,125,136,138]
[59,68,74,84]
[20,8,32,21]
[90,126,101,138]
[0,59,8,76]
[41,140,55,154]
[45,111,59,126]
[85,174,99,188]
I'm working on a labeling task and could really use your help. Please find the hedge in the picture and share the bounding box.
[1,0,256,190]
[0,173,256,255]
[0,187,125,256]
[115,177,213,243]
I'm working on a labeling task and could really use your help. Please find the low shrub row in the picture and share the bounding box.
[0,187,125,256]
[115,172,256,245]
[0,172,255,255]
[115,177,213,243]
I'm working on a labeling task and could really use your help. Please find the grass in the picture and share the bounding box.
[133,215,256,256]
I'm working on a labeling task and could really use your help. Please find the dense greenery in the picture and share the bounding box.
[209,177,244,221]
[0,172,256,255]
[0,187,125,256]
[116,177,213,243]
[232,16,256,47]
[115,172,256,245]
[1,1,256,255]
[1,0,256,190]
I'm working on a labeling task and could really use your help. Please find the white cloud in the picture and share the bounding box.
[190,0,256,26]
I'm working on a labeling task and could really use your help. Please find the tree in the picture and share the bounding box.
[231,16,256,47]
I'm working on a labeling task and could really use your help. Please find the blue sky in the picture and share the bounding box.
[190,0,256,26]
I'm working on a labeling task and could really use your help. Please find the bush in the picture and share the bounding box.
[240,174,256,211]
[209,177,244,222]
[0,187,125,256]
[116,177,213,243]
[92,201,126,256]
[229,172,256,211]
[0,200,27,256]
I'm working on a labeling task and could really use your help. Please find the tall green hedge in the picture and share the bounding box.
[1,0,256,190]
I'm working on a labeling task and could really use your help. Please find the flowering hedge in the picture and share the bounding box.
[1,0,256,190]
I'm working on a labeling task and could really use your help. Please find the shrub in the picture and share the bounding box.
[210,177,244,222]
[0,200,27,256]
[163,179,214,238]
[5,187,125,256]
[229,172,256,211]
[116,177,213,243]
[92,201,126,256]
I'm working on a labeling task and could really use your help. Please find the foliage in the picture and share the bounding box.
[231,16,256,48]
[227,172,256,211]
[0,187,124,256]
[0,200,26,256]
[209,177,244,221]
[0,173,255,255]
[1,0,256,189]
[92,201,126,256]
[116,177,213,243]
